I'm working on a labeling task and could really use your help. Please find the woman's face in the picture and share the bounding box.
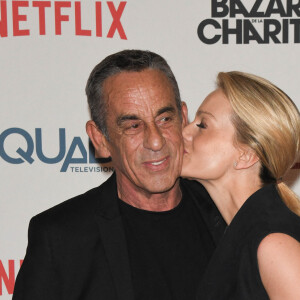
[181,89,239,182]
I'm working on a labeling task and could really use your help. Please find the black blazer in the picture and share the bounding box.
[13,173,225,300]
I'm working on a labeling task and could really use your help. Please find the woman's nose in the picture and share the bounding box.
[182,123,193,143]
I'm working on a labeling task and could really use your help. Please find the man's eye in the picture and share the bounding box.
[123,121,143,135]
[124,121,141,130]
[196,122,206,129]
[131,123,139,129]
[162,117,171,122]
[157,116,173,127]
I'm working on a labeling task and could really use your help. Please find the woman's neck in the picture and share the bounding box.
[200,173,261,225]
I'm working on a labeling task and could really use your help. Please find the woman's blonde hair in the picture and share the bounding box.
[217,71,300,215]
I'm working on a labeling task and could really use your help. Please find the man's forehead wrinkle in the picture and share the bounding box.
[104,69,178,129]
[107,83,149,105]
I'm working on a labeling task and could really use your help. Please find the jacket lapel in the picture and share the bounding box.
[94,173,134,300]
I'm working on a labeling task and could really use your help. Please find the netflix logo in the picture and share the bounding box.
[0,0,127,39]
[0,260,23,296]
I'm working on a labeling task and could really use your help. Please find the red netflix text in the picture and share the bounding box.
[0,0,127,39]
[0,260,23,295]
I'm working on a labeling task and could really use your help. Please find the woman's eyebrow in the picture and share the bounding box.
[197,110,216,119]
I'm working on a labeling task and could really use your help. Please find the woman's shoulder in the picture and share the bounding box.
[257,233,300,260]
[257,233,300,299]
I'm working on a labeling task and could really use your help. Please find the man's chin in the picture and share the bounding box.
[141,177,180,194]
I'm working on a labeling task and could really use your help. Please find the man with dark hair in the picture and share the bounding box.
[13,50,225,300]
[86,50,182,139]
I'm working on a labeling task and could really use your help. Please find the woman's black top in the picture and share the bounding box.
[197,184,300,300]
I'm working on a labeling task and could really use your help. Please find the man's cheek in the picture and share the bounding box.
[127,136,143,151]
[164,129,181,140]
[168,125,183,135]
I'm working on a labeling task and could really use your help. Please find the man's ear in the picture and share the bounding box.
[235,146,260,170]
[86,121,111,158]
[181,102,188,128]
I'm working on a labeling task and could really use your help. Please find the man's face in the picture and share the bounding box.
[102,69,185,194]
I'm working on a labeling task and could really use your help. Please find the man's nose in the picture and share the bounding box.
[143,123,166,151]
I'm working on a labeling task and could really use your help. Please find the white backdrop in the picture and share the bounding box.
[1,0,299,297]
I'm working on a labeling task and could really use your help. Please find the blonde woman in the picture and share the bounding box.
[182,72,300,300]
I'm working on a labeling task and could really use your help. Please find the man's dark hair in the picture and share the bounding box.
[86,49,182,138]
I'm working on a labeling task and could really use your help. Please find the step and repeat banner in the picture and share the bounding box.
[1,0,299,297]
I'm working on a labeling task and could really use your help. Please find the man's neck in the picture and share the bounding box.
[116,174,182,212]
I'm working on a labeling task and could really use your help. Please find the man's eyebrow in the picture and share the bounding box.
[196,110,216,119]
[156,106,176,117]
[116,106,177,126]
[117,114,139,126]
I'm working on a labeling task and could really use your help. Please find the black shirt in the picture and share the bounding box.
[119,181,220,300]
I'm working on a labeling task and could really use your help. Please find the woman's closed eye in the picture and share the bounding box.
[196,122,207,129]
